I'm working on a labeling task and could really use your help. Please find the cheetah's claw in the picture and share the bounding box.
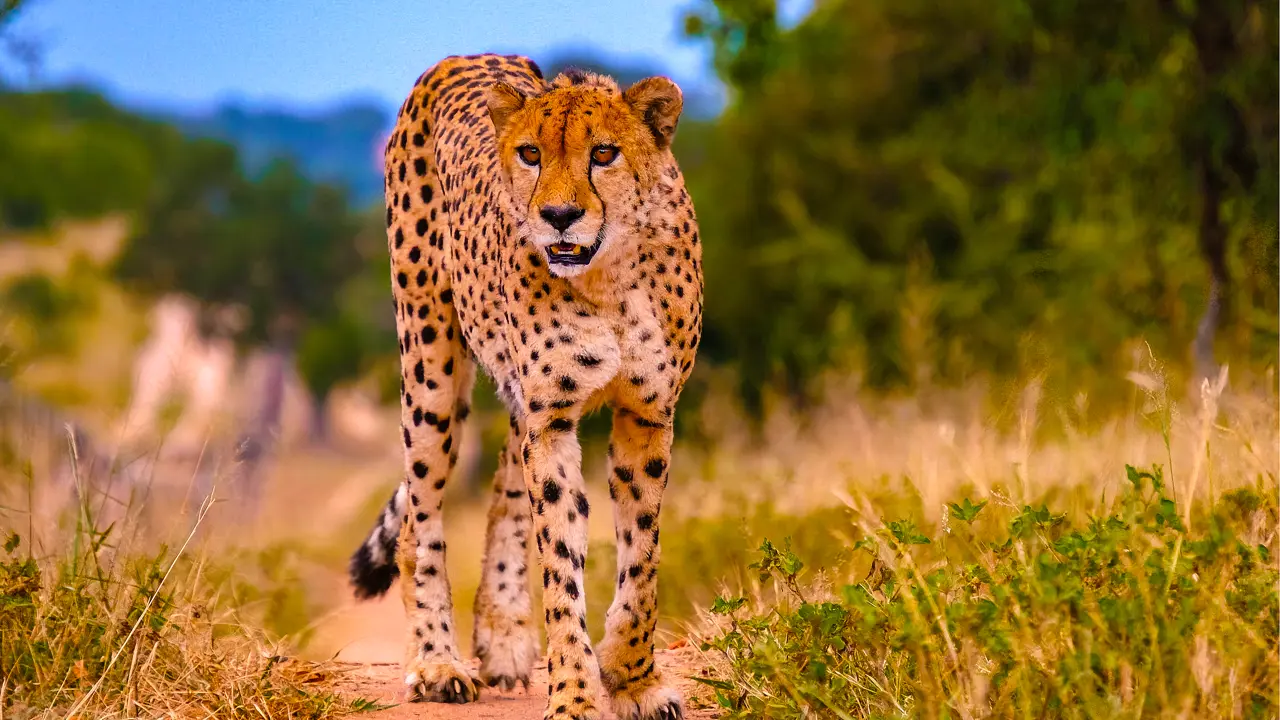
[403,657,481,704]
[652,700,684,720]
[485,672,531,692]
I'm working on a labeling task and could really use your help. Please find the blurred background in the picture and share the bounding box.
[0,0,1275,673]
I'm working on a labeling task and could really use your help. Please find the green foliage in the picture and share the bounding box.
[699,466,1279,718]
[295,314,368,399]
[680,0,1279,410]
[5,4,1277,421]
[0,88,178,230]
[585,502,857,641]
[0,84,376,398]
[0,271,93,364]
[114,154,363,351]
[295,206,403,401]
[0,260,108,388]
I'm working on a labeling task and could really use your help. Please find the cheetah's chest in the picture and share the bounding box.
[450,241,668,420]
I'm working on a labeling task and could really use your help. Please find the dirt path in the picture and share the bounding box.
[330,644,724,719]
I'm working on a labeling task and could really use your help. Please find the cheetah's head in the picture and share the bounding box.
[486,69,683,278]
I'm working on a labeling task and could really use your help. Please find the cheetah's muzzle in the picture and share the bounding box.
[546,237,602,266]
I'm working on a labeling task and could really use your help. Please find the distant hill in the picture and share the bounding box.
[164,99,391,208]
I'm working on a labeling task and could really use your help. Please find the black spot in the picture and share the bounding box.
[413,461,428,478]
[637,513,654,530]
[414,360,425,383]
[558,376,578,392]
[614,467,634,483]
[575,492,590,517]
[574,353,601,367]
[542,479,562,503]
[549,417,574,432]
[645,458,666,479]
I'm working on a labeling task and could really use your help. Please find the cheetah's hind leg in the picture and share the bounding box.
[472,420,539,692]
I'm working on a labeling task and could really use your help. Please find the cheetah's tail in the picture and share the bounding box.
[347,481,407,600]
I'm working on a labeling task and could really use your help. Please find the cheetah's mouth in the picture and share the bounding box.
[545,239,602,266]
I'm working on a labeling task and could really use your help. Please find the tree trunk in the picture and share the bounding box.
[1191,155,1228,381]
[231,321,295,524]
[308,390,330,447]
[1185,0,1245,383]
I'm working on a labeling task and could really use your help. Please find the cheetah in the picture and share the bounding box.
[346,53,703,720]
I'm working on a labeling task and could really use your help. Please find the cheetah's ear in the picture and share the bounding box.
[623,76,683,150]
[486,82,526,136]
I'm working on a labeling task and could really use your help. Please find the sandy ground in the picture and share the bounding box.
[232,449,727,720]
[314,575,724,719]
[329,644,725,719]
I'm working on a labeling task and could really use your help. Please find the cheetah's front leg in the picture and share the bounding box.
[393,313,481,704]
[597,411,684,720]
[522,405,605,719]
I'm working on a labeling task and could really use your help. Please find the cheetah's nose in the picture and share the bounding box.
[539,204,585,233]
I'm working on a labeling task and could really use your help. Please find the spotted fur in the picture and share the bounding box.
[347,53,703,720]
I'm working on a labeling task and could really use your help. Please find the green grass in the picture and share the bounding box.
[690,467,1278,719]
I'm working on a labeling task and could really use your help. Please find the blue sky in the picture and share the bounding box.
[3,0,808,115]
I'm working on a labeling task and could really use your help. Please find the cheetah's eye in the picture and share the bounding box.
[517,145,540,166]
[591,145,618,166]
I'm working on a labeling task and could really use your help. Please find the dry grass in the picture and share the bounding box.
[0,428,377,719]
[656,361,1278,718]
[2,331,1275,718]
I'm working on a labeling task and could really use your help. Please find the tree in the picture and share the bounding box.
[114,151,363,509]
[681,0,1277,412]
[0,88,174,231]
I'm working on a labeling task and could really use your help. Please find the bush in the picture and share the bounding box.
[697,465,1278,718]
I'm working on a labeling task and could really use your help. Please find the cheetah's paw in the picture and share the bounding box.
[474,616,539,692]
[606,679,684,720]
[403,655,481,704]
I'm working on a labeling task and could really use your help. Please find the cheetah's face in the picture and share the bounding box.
[487,72,683,278]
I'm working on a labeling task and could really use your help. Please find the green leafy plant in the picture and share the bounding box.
[698,464,1279,718]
